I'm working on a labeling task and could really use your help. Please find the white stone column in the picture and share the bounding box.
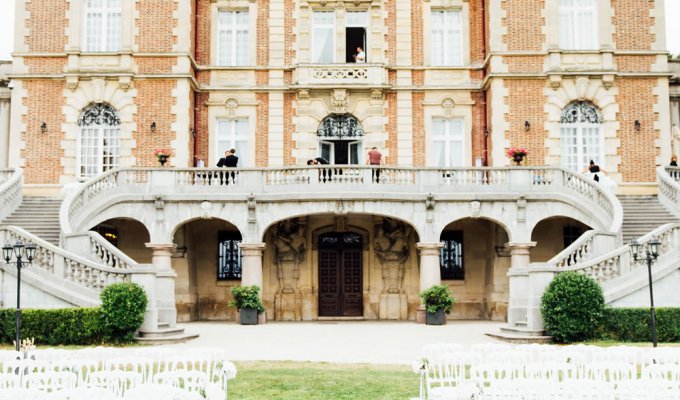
[505,242,536,328]
[0,93,10,168]
[145,243,177,328]
[240,243,266,295]
[416,242,444,323]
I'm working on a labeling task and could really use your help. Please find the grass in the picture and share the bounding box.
[229,361,419,400]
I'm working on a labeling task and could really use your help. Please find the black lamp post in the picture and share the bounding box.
[629,236,661,347]
[2,242,36,352]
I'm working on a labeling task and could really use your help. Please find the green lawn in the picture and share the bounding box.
[229,361,419,400]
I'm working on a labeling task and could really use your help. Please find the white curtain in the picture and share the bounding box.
[217,119,250,167]
[431,11,463,66]
[313,12,335,63]
[432,119,464,167]
[218,11,249,66]
[559,0,597,50]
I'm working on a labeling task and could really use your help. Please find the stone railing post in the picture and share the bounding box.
[146,243,177,328]
[240,243,266,296]
[505,242,536,328]
[415,242,444,323]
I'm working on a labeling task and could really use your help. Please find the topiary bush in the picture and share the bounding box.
[100,282,148,342]
[541,271,605,343]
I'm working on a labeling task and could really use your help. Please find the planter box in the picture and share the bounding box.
[239,308,259,325]
[426,309,447,325]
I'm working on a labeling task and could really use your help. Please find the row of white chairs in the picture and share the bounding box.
[0,384,206,400]
[0,347,226,364]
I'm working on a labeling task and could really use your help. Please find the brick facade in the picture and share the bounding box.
[25,0,68,53]
[256,92,269,167]
[412,92,425,167]
[502,0,545,52]
[133,81,178,166]
[136,0,178,53]
[505,80,547,165]
[612,0,655,50]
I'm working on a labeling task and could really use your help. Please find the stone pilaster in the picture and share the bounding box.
[146,243,177,328]
[0,92,10,168]
[240,243,266,296]
[505,242,536,328]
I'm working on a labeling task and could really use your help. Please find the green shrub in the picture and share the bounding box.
[100,282,148,342]
[228,285,265,313]
[0,308,103,345]
[541,272,605,343]
[598,307,680,342]
[419,284,455,314]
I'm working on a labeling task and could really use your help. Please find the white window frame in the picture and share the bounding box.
[217,10,249,66]
[216,119,250,167]
[560,122,604,172]
[431,119,465,168]
[83,0,122,52]
[430,10,463,67]
[77,125,120,180]
[312,11,336,64]
[558,0,598,50]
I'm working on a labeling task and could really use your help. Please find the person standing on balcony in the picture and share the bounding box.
[354,46,366,63]
[217,149,238,185]
[671,155,678,167]
[582,160,603,182]
[367,147,383,183]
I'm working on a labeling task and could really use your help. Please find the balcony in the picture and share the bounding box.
[294,64,388,88]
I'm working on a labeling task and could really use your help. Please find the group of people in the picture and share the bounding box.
[306,147,383,182]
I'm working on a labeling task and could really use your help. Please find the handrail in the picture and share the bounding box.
[657,166,680,217]
[542,230,619,269]
[61,166,622,235]
[0,225,132,294]
[63,231,139,270]
[0,168,23,222]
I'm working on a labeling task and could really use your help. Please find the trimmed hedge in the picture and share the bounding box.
[0,308,103,345]
[598,307,680,342]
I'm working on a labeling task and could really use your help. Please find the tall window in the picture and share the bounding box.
[560,101,604,172]
[440,231,464,280]
[217,11,249,66]
[84,0,122,52]
[313,11,335,63]
[432,119,465,167]
[217,119,249,166]
[218,231,242,280]
[431,10,463,66]
[77,103,121,180]
[558,0,598,50]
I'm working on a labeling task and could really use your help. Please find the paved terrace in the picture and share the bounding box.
[163,321,504,365]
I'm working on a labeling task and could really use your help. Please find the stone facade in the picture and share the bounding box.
[2,0,675,323]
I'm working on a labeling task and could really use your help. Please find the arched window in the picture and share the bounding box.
[316,114,364,164]
[77,103,121,180]
[560,101,604,172]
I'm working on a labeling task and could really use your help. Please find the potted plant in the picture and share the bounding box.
[154,148,173,166]
[506,146,529,166]
[228,285,265,325]
[419,284,454,325]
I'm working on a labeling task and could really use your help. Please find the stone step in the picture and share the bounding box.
[135,327,198,345]
[486,330,553,344]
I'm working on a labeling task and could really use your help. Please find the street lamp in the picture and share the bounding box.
[2,242,36,352]
[629,236,661,347]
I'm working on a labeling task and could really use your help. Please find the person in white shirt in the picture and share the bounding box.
[355,46,365,63]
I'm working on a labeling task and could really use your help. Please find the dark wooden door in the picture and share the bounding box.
[318,233,363,317]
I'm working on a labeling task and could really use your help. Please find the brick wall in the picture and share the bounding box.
[136,57,177,74]
[283,92,295,165]
[25,0,68,52]
[471,91,486,164]
[24,58,67,75]
[612,0,655,50]
[504,80,547,165]
[385,92,398,165]
[411,0,424,86]
[385,0,396,65]
[256,92,269,167]
[133,81,177,166]
[21,81,65,184]
[284,0,296,64]
[469,0,485,64]
[412,92,425,167]
[615,56,655,73]
[196,0,211,64]
[136,0,177,52]
[616,78,659,182]
[502,0,544,51]
[505,56,544,73]
[195,92,210,163]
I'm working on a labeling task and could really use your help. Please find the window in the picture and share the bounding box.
[431,10,463,66]
[440,231,464,280]
[345,11,368,63]
[217,11,249,66]
[217,119,249,166]
[558,0,598,50]
[313,11,335,63]
[84,0,122,52]
[432,119,465,167]
[77,103,121,180]
[563,225,584,248]
[560,101,604,172]
[218,231,242,280]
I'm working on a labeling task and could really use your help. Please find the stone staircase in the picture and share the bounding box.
[619,195,680,244]
[2,196,62,245]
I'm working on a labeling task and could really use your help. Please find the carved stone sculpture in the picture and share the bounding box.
[374,220,410,294]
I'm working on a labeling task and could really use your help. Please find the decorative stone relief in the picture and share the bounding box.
[374,220,410,294]
[200,201,212,219]
[602,75,614,90]
[471,200,481,219]
[425,193,435,223]
[549,75,562,90]
[575,77,590,100]
[331,89,349,114]
[118,77,131,92]
[225,98,239,117]
[297,89,310,103]
[441,97,455,117]
[516,196,527,223]
[66,76,79,92]
[154,195,165,223]
[273,218,307,295]
[247,193,256,223]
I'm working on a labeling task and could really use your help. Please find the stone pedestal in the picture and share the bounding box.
[381,260,405,294]
[240,243,266,294]
[275,292,302,321]
[416,243,444,324]
[146,243,178,328]
[379,293,407,320]
[505,242,536,328]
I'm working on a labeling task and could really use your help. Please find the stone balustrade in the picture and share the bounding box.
[658,166,680,216]
[295,64,388,87]
[0,168,23,222]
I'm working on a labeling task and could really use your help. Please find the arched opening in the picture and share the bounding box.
[77,103,121,180]
[171,218,242,322]
[316,114,364,164]
[560,101,604,172]
[531,216,592,262]
[260,214,420,321]
[90,218,150,263]
[439,218,510,321]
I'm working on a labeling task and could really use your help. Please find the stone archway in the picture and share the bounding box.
[316,114,364,164]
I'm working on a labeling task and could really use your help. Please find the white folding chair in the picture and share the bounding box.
[0,374,20,389]
[124,384,203,400]
[105,357,153,383]
[53,387,119,400]
[87,370,143,397]
[153,370,209,393]
[22,371,77,392]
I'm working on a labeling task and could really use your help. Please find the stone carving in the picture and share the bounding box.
[471,200,481,219]
[154,195,165,223]
[273,219,306,294]
[426,193,435,223]
[517,196,527,223]
[330,89,349,114]
[225,98,238,117]
[247,193,256,223]
[118,77,131,92]
[200,201,212,219]
[602,75,614,90]
[549,75,562,90]
[66,76,79,92]
[560,101,604,124]
[441,97,455,117]
[575,77,590,100]
[374,220,410,294]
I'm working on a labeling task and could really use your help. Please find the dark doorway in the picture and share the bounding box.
[318,232,363,317]
[345,27,366,63]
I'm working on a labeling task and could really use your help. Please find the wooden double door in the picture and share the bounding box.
[318,232,363,317]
